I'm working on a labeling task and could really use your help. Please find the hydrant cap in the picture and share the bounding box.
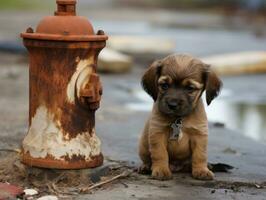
[21,0,107,42]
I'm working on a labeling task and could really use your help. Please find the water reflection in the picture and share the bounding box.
[206,100,266,143]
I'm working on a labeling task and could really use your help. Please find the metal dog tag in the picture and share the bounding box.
[169,121,182,140]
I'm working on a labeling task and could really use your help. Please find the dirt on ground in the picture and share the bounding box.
[0,150,135,199]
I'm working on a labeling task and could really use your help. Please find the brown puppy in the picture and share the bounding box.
[138,54,222,180]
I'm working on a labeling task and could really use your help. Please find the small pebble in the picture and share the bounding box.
[24,189,38,196]
[213,122,225,128]
[211,189,216,194]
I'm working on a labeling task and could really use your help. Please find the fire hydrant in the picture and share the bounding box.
[20,0,108,169]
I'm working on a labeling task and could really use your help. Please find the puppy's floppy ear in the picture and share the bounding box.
[141,60,162,101]
[204,65,222,105]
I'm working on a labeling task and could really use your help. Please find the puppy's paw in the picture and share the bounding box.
[138,164,151,174]
[152,165,172,180]
[192,167,214,180]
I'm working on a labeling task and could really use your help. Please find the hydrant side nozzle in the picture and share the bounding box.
[78,73,102,110]
[55,0,76,16]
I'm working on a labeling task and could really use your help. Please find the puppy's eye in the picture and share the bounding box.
[186,85,196,92]
[160,83,169,90]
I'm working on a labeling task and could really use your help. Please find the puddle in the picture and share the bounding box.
[206,100,266,143]
[126,89,266,144]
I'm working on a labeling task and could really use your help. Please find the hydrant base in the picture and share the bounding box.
[21,152,103,169]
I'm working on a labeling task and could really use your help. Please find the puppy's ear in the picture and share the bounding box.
[204,65,222,105]
[141,60,162,101]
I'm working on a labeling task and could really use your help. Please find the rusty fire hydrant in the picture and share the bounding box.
[20,0,108,169]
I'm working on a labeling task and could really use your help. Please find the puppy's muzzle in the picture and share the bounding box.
[166,98,184,111]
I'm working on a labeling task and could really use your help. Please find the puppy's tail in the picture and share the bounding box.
[208,163,234,172]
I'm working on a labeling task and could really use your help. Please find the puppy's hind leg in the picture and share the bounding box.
[138,133,152,174]
[138,151,151,174]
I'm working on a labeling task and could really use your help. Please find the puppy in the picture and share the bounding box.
[138,54,222,180]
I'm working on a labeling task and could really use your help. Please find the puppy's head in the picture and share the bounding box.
[141,54,222,117]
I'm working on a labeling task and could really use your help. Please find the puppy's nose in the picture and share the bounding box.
[167,99,183,110]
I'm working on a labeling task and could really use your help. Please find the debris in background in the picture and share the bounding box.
[99,48,133,73]
[254,183,263,189]
[222,147,237,154]
[213,122,225,128]
[0,183,24,200]
[202,51,266,75]
[107,36,175,55]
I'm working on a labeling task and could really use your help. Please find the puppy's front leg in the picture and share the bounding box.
[191,134,214,180]
[149,132,172,180]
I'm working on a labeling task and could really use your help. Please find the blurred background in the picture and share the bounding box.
[0,0,266,152]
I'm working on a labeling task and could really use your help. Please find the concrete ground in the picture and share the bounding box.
[0,57,266,199]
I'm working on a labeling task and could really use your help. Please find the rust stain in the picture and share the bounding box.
[21,151,103,169]
[27,44,103,138]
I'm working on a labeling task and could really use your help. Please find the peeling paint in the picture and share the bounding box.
[23,106,101,160]
[67,57,93,103]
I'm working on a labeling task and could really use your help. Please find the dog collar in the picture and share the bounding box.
[169,118,182,140]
